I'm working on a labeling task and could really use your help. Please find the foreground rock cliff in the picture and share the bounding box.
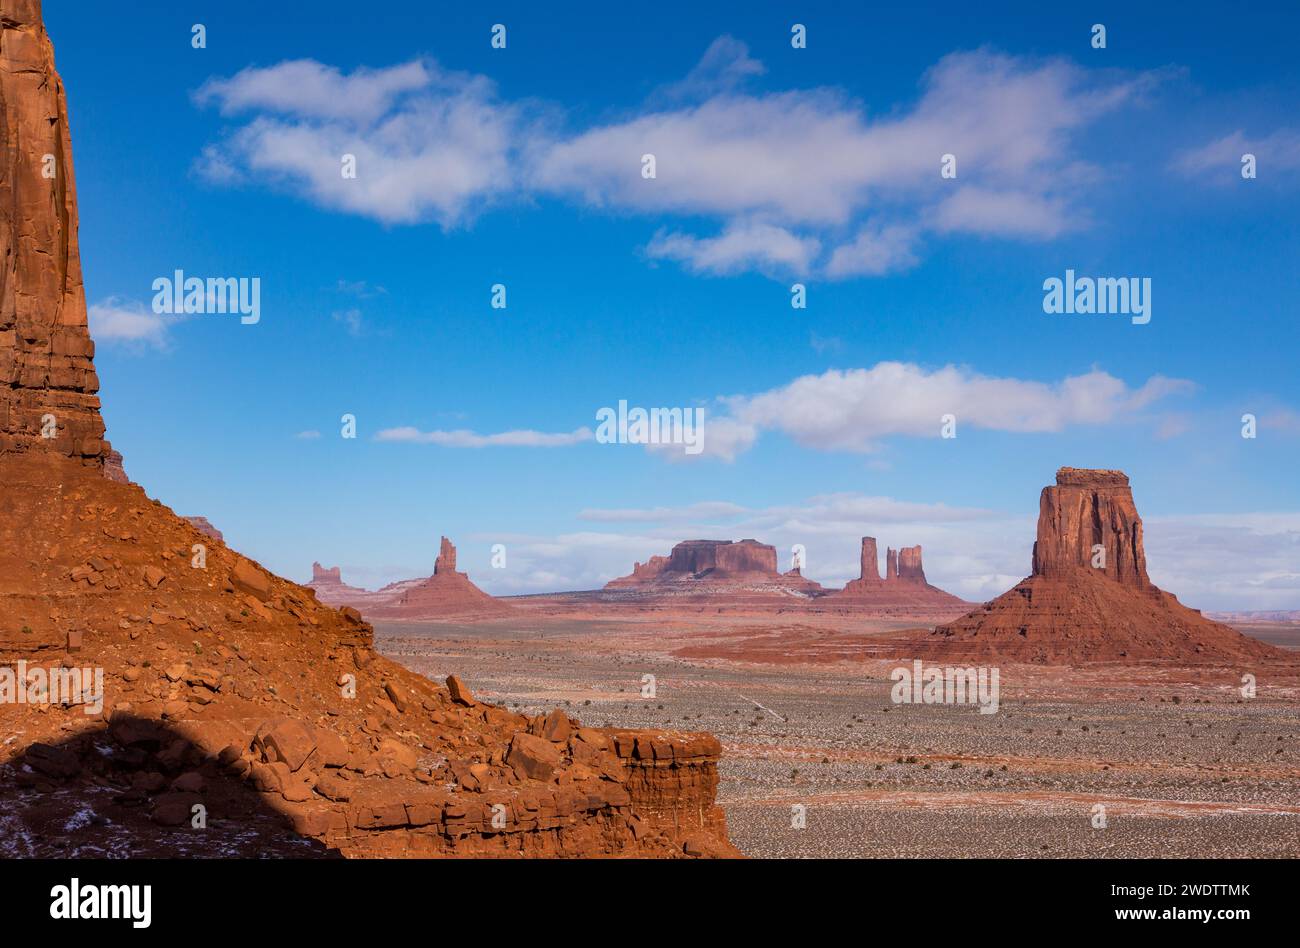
[0,1,736,858]
[925,468,1286,664]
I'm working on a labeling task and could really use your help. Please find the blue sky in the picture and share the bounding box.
[51,1,1300,608]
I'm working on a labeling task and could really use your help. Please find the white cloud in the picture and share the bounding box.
[1145,514,1300,611]
[195,59,520,226]
[825,223,920,277]
[659,35,765,101]
[646,220,821,276]
[294,430,322,440]
[716,362,1193,454]
[1175,127,1300,178]
[332,308,365,336]
[195,59,434,123]
[931,186,1074,238]
[374,426,594,447]
[194,44,1159,274]
[532,47,1156,276]
[87,297,177,348]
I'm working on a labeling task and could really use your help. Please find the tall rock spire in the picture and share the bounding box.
[0,0,109,466]
[434,535,457,575]
[858,537,880,582]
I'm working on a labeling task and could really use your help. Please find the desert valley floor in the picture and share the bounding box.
[377,614,1300,858]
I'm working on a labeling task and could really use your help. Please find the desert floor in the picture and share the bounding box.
[377,613,1300,858]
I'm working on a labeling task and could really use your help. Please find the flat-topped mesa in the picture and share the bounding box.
[311,563,343,585]
[0,1,112,469]
[603,538,823,595]
[665,539,777,577]
[434,536,457,575]
[1031,466,1149,589]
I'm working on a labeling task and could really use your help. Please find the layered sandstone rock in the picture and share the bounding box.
[0,3,735,859]
[925,468,1286,663]
[897,545,925,583]
[185,516,224,543]
[0,0,112,468]
[363,537,513,620]
[605,539,824,598]
[832,537,968,613]
[1031,468,1147,587]
[434,536,456,574]
[859,537,880,583]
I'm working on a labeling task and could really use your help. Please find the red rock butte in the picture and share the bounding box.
[923,468,1287,664]
[829,537,968,611]
[307,537,513,620]
[0,1,736,858]
[605,539,824,596]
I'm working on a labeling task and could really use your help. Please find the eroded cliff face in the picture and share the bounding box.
[0,2,736,859]
[928,468,1285,664]
[858,537,880,582]
[605,538,823,597]
[1031,468,1148,588]
[834,537,966,610]
[665,539,778,577]
[0,0,108,467]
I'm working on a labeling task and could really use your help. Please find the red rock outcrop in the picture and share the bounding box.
[832,537,968,614]
[604,539,824,598]
[0,0,113,469]
[924,468,1287,663]
[0,2,736,859]
[897,545,925,583]
[859,536,880,583]
[434,535,456,574]
[185,516,224,543]
[361,537,513,620]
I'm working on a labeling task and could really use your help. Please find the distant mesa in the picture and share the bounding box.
[185,516,224,543]
[923,468,1287,663]
[605,539,824,596]
[308,537,511,619]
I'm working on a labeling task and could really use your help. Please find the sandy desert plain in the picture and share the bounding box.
[375,609,1300,858]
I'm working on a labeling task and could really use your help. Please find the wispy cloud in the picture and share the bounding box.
[194,58,521,226]
[194,42,1162,277]
[374,426,594,447]
[701,362,1195,457]
[88,297,179,349]
[1174,127,1300,179]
